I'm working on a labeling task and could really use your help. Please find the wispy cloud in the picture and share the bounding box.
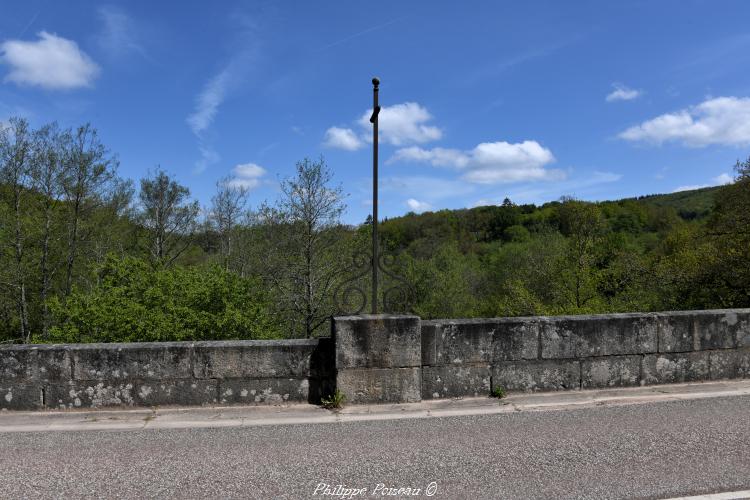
[460,36,582,86]
[96,5,151,62]
[318,17,404,51]
[606,83,642,102]
[187,67,233,137]
[186,19,259,174]
[0,31,100,90]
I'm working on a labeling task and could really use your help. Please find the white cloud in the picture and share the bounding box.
[619,96,750,147]
[227,162,266,189]
[606,83,642,102]
[390,140,562,185]
[713,172,734,184]
[325,101,443,150]
[405,198,432,213]
[358,102,442,146]
[0,31,100,90]
[323,127,363,151]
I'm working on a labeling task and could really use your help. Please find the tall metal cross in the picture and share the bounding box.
[369,77,381,314]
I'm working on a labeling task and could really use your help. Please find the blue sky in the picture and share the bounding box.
[1,1,750,224]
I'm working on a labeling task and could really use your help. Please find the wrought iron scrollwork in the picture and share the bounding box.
[378,253,414,313]
[333,250,371,315]
[333,250,415,316]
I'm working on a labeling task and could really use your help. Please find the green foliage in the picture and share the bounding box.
[3,117,750,343]
[42,255,282,343]
[491,386,506,399]
[320,389,346,409]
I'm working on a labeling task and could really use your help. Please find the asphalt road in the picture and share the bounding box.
[1,395,749,499]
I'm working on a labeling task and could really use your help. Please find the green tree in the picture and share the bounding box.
[138,168,200,267]
[257,157,347,337]
[557,198,603,310]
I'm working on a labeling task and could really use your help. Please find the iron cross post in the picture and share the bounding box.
[370,77,381,314]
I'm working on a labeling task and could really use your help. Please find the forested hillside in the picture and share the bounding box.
[2,117,749,343]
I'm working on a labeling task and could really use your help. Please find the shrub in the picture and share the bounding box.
[41,255,283,343]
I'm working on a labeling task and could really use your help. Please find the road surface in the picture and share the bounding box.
[1,386,749,499]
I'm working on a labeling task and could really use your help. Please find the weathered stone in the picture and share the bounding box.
[541,313,657,359]
[493,318,539,361]
[336,367,421,404]
[492,360,580,392]
[657,310,744,352]
[35,347,73,382]
[0,348,32,381]
[72,342,192,381]
[216,378,309,404]
[642,352,710,384]
[709,348,750,380]
[193,340,319,379]
[133,379,218,407]
[657,312,693,352]
[47,380,138,409]
[0,383,44,410]
[421,365,491,399]
[46,379,219,408]
[581,355,641,388]
[334,315,421,369]
[0,345,71,383]
[421,320,494,366]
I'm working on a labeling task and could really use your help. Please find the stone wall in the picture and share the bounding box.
[0,339,334,410]
[421,309,750,399]
[2,308,749,410]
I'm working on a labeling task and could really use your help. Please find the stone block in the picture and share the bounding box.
[421,365,491,399]
[0,383,44,410]
[0,345,71,383]
[657,310,743,352]
[642,352,710,385]
[709,348,750,380]
[336,367,421,404]
[334,315,421,369]
[581,355,641,388]
[492,360,580,392]
[72,342,192,381]
[493,318,539,361]
[421,320,494,366]
[541,313,657,359]
[193,340,319,379]
[216,377,310,404]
